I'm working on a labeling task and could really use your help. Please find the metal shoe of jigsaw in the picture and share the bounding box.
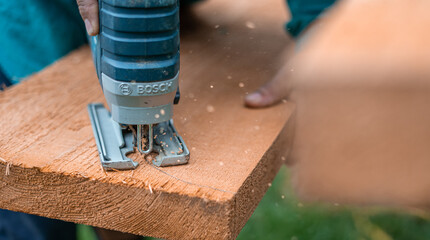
[87,0,189,170]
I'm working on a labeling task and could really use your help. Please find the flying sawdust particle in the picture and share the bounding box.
[246,21,256,29]
[206,105,215,113]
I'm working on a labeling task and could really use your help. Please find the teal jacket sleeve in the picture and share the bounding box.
[0,0,87,84]
[286,0,337,38]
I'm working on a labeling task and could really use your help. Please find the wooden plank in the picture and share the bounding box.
[0,0,294,239]
[290,0,430,207]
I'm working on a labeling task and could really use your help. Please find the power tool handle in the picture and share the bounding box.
[88,0,180,83]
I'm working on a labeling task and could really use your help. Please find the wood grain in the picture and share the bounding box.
[290,0,430,207]
[0,0,294,239]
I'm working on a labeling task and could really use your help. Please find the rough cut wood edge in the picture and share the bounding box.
[230,113,295,237]
[0,111,294,240]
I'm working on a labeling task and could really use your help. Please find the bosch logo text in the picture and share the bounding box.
[137,82,173,95]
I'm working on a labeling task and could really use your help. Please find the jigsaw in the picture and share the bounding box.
[87,0,189,170]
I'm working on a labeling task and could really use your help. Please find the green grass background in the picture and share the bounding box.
[77,167,430,240]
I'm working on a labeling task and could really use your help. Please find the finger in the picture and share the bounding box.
[77,0,99,36]
[244,63,293,108]
[244,87,279,108]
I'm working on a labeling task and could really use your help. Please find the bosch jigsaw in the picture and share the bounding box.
[87,0,189,170]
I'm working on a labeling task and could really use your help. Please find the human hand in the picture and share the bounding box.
[244,61,293,108]
[244,21,318,108]
[77,0,99,36]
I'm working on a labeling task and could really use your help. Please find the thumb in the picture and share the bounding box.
[77,0,99,36]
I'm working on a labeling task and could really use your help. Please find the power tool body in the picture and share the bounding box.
[87,0,189,170]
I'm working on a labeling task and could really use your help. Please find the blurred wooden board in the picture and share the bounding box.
[0,0,294,239]
[290,0,430,207]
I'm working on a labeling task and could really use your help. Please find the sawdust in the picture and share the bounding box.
[0,157,11,176]
[145,155,153,162]
[110,168,122,173]
[100,164,108,176]
[128,125,137,138]
[206,105,215,113]
[148,182,153,194]
[245,21,256,29]
[5,163,11,176]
